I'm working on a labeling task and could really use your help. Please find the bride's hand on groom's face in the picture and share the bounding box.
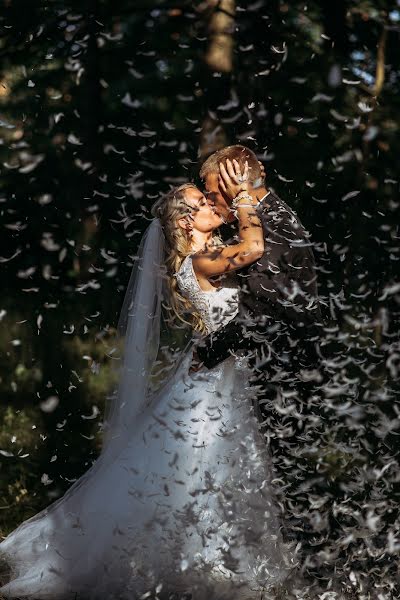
[218,159,250,201]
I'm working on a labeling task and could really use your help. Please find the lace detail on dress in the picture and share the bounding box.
[175,256,239,334]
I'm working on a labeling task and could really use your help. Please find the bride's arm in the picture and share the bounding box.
[192,161,264,278]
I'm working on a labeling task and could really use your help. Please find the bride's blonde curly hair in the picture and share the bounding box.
[151,183,207,333]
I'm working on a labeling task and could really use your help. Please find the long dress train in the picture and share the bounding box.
[0,255,293,599]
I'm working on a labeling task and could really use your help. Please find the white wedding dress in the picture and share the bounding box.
[0,255,293,600]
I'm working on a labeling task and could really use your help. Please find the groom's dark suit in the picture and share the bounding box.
[196,188,326,553]
[196,190,323,374]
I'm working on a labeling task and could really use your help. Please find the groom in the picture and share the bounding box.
[195,144,323,378]
[194,144,326,555]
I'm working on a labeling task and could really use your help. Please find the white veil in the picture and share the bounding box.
[0,217,193,547]
[0,218,195,592]
[101,218,193,457]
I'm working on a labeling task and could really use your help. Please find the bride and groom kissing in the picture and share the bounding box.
[0,144,323,599]
[186,144,322,374]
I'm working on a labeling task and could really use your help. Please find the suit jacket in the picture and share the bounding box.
[196,191,323,369]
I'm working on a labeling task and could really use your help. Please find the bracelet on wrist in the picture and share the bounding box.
[231,193,253,210]
[233,192,252,201]
[231,194,257,219]
[233,203,254,209]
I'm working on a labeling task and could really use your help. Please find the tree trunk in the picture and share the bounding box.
[205,0,235,73]
[199,0,236,160]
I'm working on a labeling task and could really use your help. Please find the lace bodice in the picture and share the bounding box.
[175,256,239,334]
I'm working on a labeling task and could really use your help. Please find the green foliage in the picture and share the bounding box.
[0,406,47,537]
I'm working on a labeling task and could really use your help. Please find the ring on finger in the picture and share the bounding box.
[236,174,248,183]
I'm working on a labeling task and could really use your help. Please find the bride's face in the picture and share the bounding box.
[181,186,223,233]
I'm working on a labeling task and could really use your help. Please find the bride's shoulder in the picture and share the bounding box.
[176,255,193,276]
[175,255,196,292]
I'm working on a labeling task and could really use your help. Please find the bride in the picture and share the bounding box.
[0,161,294,599]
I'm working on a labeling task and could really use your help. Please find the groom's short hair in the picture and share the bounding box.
[200,145,264,187]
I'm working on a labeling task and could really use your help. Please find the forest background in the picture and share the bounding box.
[0,1,399,598]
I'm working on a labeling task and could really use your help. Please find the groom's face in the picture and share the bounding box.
[203,173,235,223]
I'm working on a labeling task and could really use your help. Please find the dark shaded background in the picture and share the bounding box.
[0,1,399,597]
